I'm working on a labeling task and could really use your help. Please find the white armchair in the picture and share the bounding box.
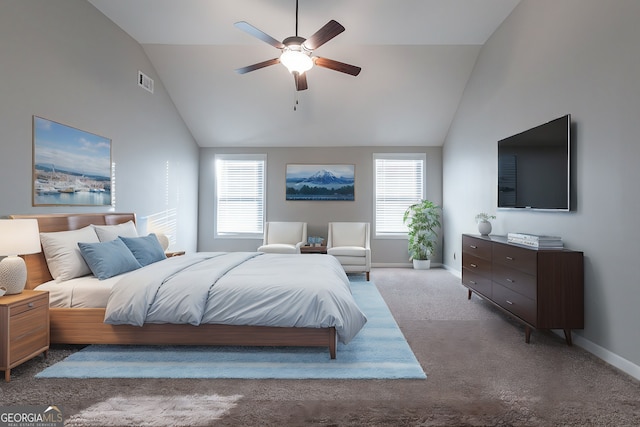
[326,222,371,281]
[257,222,307,254]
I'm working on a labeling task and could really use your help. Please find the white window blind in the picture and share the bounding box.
[215,154,265,237]
[374,154,425,236]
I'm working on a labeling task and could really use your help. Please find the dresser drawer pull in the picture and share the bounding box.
[28,302,34,308]
[506,278,515,283]
[506,300,514,305]
[470,245,477,249]
[470,263,477,268]
[469,280,477,285]
[505,256,514,261]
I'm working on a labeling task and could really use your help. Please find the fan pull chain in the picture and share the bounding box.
[293,90,299,111]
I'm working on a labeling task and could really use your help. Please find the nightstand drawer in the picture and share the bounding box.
[11,326,48,364]
[9,296,48,316]
[10,301,48,364]
[11,304,48,340]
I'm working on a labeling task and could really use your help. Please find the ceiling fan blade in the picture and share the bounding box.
[314,57,361,76]
[235,58,280,74]
[303,20,345,50]
[234,21,285,49]
[293,72,308,91]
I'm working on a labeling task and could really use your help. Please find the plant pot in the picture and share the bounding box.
[477,220,492,236]
[412,259,431,270]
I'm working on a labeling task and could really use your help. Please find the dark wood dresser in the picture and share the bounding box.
[462,234,584,345]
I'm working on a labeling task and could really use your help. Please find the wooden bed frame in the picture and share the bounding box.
[11,213,337,359]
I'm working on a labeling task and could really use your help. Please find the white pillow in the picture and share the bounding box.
[93,221,138,242]
[40,226,100,281]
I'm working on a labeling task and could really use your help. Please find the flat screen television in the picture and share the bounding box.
[497,114,571,211]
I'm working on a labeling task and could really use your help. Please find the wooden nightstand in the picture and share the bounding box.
[0,290,49,382]
[300,245,327,254]
[165,251,186,257]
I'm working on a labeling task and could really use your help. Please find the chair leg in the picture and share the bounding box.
[366,271,370,281]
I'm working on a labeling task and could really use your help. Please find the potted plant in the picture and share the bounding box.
[475,212,496,236]
[403,199,441,269]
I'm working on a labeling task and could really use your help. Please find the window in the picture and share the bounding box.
[374,153,426,237]
[215,154,266,238]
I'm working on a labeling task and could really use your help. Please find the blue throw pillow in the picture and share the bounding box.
[119,234,167,267]
[77,239,142,280]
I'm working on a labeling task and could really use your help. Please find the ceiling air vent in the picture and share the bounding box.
[137,70,154,94]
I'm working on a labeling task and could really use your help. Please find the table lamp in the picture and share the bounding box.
[0,219,41,295]
[155,233,170,251]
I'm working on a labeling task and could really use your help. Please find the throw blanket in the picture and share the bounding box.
[104,252,367,344]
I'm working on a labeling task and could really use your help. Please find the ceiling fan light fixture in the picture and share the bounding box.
[234,3,360,91]
[280,47,313,74]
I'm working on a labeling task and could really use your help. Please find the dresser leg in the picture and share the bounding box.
[467,289,472,300]
[5,369,10,382]
[563,329,573,346]
[525,326,531,343]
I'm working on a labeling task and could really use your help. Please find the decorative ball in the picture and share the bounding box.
[0,256,27,294]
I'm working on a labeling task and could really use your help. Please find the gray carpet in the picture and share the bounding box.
[4,268,640,426]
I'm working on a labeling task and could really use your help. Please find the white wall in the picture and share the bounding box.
[0,0,200,251]
[443,0,640,378]
[198,146,443,265]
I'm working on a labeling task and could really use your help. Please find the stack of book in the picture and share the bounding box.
[507,232,564,249]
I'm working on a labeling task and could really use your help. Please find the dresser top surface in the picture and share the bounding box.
[463,234,582,253]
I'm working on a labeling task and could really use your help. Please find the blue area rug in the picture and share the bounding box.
[36,279,426,379]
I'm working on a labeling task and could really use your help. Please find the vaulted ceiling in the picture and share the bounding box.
[88,0,520,147]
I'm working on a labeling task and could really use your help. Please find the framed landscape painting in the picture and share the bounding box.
[33,116,112,206]
[286,164,355,201]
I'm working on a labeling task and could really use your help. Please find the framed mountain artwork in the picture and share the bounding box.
[285,164,355,201]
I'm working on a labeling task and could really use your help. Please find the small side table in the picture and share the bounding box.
[300,245,327,254]
[165,251,186,257]
[0,290,50,382]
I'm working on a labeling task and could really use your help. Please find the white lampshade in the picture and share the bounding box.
[0,219,41,256]
[0,219,41,295]
[155,233,170,251]
[280,49,313,74]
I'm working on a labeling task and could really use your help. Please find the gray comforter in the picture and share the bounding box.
[104,252,367,344]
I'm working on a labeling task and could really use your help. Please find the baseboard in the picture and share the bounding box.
[443,264,461,278]
[372,262,442,268]
[372,262,412,268]
[554,331,640,381]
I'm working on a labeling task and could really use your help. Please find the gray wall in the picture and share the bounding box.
[443,0,640,377]
[0,0,200,251]
[199,146,443,265]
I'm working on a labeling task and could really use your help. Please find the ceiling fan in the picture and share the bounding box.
[234,0,361,91]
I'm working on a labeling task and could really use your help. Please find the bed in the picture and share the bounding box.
[12,213,367,359]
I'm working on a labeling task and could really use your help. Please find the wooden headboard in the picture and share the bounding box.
[9,213,136,290]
